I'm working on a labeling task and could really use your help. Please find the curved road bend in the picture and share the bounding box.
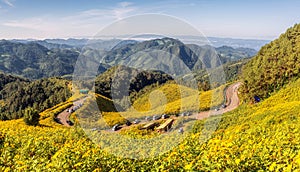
[56,97,87,127]
[192,82,241,120]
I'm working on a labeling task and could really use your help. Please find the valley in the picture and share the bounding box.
[0,22,300,171]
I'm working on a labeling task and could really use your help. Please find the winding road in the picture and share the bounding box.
[56,98,87,127]
[192,82,241,120]
[56,82,241,127]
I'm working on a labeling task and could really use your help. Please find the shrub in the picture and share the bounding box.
[23,108,40,126]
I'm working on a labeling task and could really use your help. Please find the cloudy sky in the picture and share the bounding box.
[0,0,300,39]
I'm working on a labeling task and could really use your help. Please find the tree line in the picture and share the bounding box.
[0,77,71,120]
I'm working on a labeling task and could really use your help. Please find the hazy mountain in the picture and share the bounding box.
[101,37,256,75]
[43,38,137,51]
[102,38,205,73]
[44,38,89,48]
[216,46,257,61]
[207,37,270,50]
[111,40,138,50]
[117,34,270,50]
[0,40,79,79]
[0,38,256,80]
[31,40,75,50]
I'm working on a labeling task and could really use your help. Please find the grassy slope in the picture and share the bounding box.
[75,83,225,128]
[132,84,199,112]
[75,93,127,127]
[191,78,300,171]
[0,79,299,171]
[99,83,226,122]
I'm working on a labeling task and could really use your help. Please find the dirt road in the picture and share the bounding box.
[192,82,241,120]
[56,97,87,127]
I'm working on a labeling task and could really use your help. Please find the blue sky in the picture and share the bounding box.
[1,0,300,39]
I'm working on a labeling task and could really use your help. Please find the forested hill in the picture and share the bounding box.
[0,76,71,120]
[102,38,257,73]
[242,24,300,101]
[0,40,79,79]
[94,66,173,100]
[0,39,256,80]
[0,72,28,90]
[216,46,257,61]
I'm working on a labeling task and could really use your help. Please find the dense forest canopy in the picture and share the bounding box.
[0,76,71,120]
[94,66,173,100]
[242,24,300,102]
[0,72,28,91]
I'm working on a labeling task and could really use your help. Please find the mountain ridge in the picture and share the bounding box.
[0,38,257,79]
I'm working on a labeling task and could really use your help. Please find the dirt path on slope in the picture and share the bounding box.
[192,82,242,120]
[56,97,87,127]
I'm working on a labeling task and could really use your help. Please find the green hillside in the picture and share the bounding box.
[242,24,300,101]
[101,38,256,75]
[94,65,173,101]
[0,41,79,79]
[0,77,71,120]
[0,72,28,91]
[216,46,257,61]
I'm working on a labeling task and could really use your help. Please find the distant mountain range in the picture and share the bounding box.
[11,38,122,50]
[1,37,258,79]
[128,34,270,50]
[90,37,257,76]
[0,40,79,79]
[207,37,270,51]
[216,46,257,61]
[10,36,270,50]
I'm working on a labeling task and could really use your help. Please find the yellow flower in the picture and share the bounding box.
[269,162,277,171]
[184,163,193,170]
[235,159,241,165]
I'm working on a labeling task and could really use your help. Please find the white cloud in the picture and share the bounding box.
[65,2,136,21]
[0,2,140,38]
[0,1,205,39]
[118,1,133,8]
[3,17,54,31]
[1,1,203,39]
[113,6,135,20]
[2,0,14,7]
